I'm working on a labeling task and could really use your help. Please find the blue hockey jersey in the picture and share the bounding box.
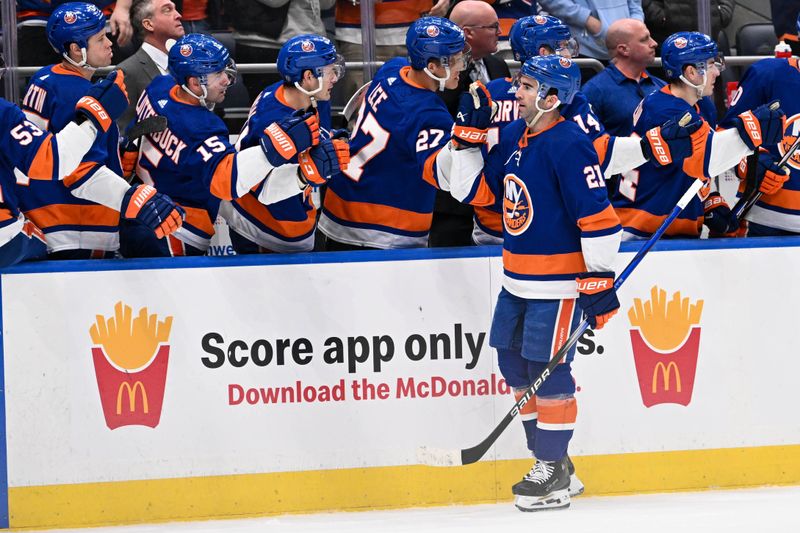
[461,117,620,298]
[318,63,455,248]
[133,75,243,251]
[0,99,68,246]
[226,82,332,253]
[611,86,717,238]
[20,64,121,252]
[721,57,800,233]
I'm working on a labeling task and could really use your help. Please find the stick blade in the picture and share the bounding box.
[416,446,463,467]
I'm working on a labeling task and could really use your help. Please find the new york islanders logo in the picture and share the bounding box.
[89,302,173,430]
[674,37,688,49]
[779,113,800,171]
[180,44,193,57]
[426,25,440,37]
[534,15,547,25]
[559,57,573,68]
[63,11,77,24]
[628,286,703,407]
[301,40,316,52]
[503,174,532,235]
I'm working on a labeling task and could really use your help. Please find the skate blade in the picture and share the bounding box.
[569,473,585,497]
[514,490,570,512]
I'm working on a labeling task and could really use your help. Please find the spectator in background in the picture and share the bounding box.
[642,0,734,52]
[177,0,210,33]
[537,0,643,60]
[450,0,538,59]
[583,18,663,137]
[117,0,185,132]
[431,0,510,247]
[335,0,449,101]
[771,0,800,55]
[230,0,335,102]
[16,1,60,66]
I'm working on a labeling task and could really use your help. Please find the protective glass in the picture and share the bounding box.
[556,37,580,58]
[325,54,346,80]
[223,57,238,85]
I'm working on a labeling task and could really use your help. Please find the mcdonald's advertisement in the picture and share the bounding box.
[2,244,800,490]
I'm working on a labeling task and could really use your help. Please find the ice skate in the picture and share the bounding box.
[566,454,584,497]
[512,456,571,511]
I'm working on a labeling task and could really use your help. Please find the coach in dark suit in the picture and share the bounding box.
[431,0,511,247]
[117,0,185,132]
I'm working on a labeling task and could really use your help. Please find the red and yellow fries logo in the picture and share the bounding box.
[628,286,703,407]
[89,302,173,429]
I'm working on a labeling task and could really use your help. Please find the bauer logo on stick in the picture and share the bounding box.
[628,286,703,407]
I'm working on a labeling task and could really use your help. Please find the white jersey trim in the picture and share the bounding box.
[335,27,407,47]
[220,201,314,253]
[503,276,578,300]
[746,205,800,233]
[44,230,119,253]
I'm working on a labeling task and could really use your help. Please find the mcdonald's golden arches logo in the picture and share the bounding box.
[89,302,173,429]
[628,286,703,407]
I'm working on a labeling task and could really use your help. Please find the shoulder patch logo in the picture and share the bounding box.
[503,174,533,235]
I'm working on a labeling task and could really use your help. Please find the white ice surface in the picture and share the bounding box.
[41,486,800,533]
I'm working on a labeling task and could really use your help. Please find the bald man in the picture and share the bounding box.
[583,19,665,137]
[431,1,512,248]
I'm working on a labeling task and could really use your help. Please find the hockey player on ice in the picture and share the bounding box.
[221,34,349,254]
[20,1,184,259]
[473,14,703,246]
[437,54,624,512]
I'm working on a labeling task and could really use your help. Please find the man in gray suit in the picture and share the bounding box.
[117,0,185,132]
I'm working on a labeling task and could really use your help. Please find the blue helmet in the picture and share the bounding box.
[406,17,466,69]
[46,2,106,56]
[518,55,580,105]
[277,34,344,84]
[168,33,236,86]
[509,15,578,62]
[661,31,722,80]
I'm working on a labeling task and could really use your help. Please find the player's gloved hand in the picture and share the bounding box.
[640,114,705,166]
[452,81,496,148]
[75,70,129,132]
[703,192,738,236]
[260,109,320,166]
[733,100,785,151]
[576,272,619,330]
[297,138,349,186]
[121,150,138,180]
[121,185,185,239]
[737,150,790,195]
[329,128,351,141]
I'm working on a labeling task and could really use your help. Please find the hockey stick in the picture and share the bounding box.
[123,115,168,151]
[341,81,371,123]
[731,134,800,220]
[418,135,704,467]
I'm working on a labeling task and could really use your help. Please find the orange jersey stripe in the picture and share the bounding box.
[537,397,577,425]
[209,153,235,201]
[615,207,702,236]
[503,248,587,276]
[61,161,97,188]
[323,188,433,233]
[234,194,316,238]
[180,205,215,235]
[24,204,120,229]
[577,204,620,233]
[27,134,56,180]
[475,206,503,232]
[0,208,15,223]
[752,187,800,211]
[469,175,496,207]
[593,133,610,166]
[421,150,439,188]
